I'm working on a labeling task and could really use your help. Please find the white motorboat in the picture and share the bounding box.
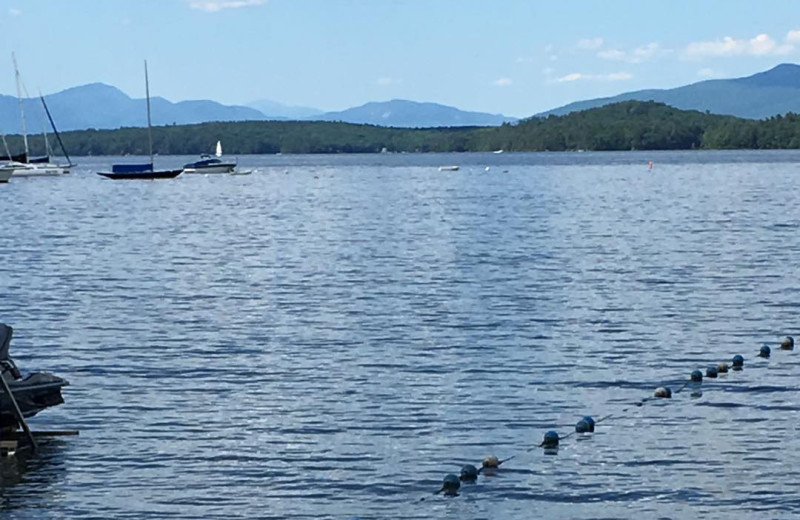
[183,141,237,174]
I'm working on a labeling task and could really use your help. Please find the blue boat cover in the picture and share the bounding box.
[112,163,153,173]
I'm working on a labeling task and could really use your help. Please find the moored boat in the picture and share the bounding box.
[0,323,68,429]
[97,163,183,180]
[97,61,183,181]
[7,54,73,177]
[183,141,237,174]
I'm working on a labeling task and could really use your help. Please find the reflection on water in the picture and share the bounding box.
[0,439,70,511]
[1,151,800,518]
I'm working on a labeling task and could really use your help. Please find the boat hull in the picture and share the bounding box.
[0,373,68,428]
[97,168,184,180]
[0,167,13,183]
[6,162,69,177]
[183,164,236,174]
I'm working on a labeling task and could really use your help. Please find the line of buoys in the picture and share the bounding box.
[431,337,792,497]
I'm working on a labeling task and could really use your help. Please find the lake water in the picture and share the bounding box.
[1,150,800,519]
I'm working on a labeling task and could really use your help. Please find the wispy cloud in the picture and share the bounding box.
[576,38,604,51]
[556,72,633,83]
[598,42,662,63]
[376,77,401,86]
[189,0,266,12]
[697,68,722,78]
[544,44,558,62]
[8,8,21,16]
[493,77,513,87]
[684,33,793,59]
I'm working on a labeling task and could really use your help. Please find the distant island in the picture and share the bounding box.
[5,100,800,156]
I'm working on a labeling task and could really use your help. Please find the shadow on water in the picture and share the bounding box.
[0,439,70,510]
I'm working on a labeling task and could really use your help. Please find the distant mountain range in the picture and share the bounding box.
[6,63,800,135]
[311,99,517,127]
[0,83,516,134]
[245,99,323,120]
[537,63,800,119]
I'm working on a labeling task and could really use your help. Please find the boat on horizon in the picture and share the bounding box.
[0,323,68,429]
[97,61,183,180]
[438,165,460,171]
[183,140,237,174]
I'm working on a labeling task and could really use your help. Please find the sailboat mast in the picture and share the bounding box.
[12,53,29,157]
[0,130,11,160]
[40,94,73,167]
[144,60,154,168]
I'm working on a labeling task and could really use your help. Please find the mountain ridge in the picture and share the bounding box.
[536,63,800,120]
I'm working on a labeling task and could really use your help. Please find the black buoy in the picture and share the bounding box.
[582,415,595,433]
[691,369,703,382]
[781,336,794,350]
[482,455,500,469]
[717,362,729,373]
[732,354,744,369]
[441,474,460,495]
[654,386,672,398]
[759,344,771,358]
[460,464,478,482]
[575,419,591,434]
[706,366,718,378]
[542,430,559,448]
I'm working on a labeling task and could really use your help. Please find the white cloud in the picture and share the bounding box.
[598,42,662,63]
[189,0,266,12]
[556,72,632,82]
[557,73,584,82]
[8,8,21,16]
[787,29,800,44]
[684,33,793,59]
[576,38,604,51]
[493,77,513,87]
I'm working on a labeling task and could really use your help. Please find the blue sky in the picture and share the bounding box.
[3,0,800,117]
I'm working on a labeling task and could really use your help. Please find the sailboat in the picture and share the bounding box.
[183,140,237,174]
[3,53,72,177]
[97,61,183,180]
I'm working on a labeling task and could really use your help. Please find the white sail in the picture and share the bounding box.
[215,140,222,158]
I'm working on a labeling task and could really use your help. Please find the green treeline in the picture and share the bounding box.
[7,101,800,156]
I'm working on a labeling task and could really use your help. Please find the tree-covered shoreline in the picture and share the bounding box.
[6,101,800,157]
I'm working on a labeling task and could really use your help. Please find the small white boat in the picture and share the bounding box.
[438,165,460,171]
[7,161,68,177]
[493,149,504,154]
[183,141,237,174]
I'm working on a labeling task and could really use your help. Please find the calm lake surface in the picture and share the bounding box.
[1,150,800,519]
